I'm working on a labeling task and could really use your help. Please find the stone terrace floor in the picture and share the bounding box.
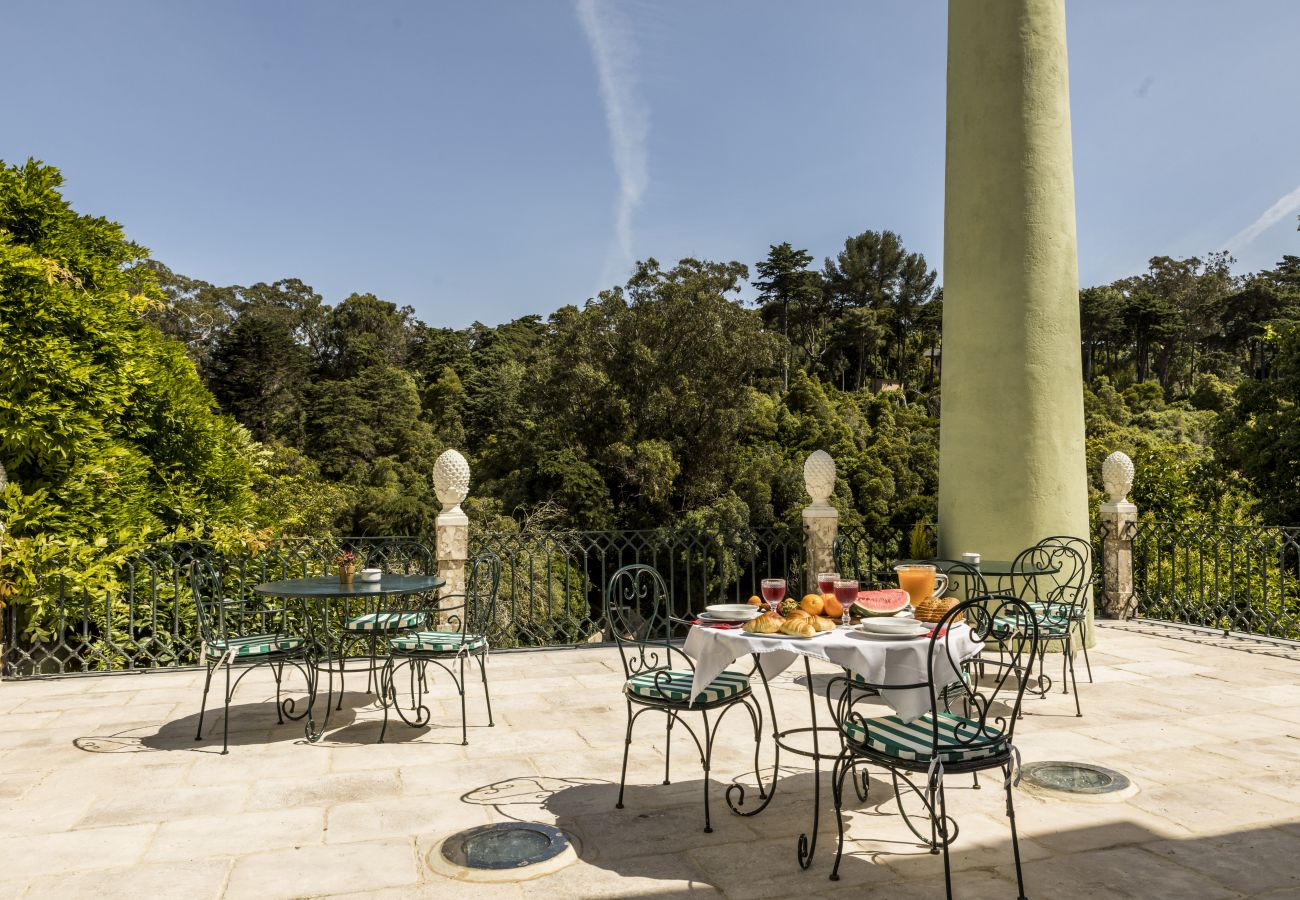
[2,622,1300,899]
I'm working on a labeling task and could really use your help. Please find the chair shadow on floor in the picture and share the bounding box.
[70,688,482,754]
[456,765,926,893]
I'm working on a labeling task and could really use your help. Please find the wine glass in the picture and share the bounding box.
[816,571,840,594]
[760,578,786,614]
[833,579,859,626]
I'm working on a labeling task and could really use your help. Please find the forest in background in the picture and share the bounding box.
[2,158,1299,604]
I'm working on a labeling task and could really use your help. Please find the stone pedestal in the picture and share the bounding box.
[436,511,469,601]
[1100,500,1138,619]
[802,505,839,595]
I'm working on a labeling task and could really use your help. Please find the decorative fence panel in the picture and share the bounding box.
[833,522,934,585]
[2,536,433,678]
[1128,521,1300,640]
[468,525,805,650]
[2,526,807,678]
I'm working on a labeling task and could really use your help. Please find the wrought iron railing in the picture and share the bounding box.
[2,526,808,678]
[470,525,805,650]
[1,536,434,678]
[833,522,934,584]
[1127,521,1300,639]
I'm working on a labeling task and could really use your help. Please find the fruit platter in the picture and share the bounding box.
[735,592,841,638]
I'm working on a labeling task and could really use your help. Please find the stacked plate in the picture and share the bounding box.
[856,617,928,640]
[698,604,762,624]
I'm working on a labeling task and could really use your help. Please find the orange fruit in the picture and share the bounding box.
[747,595,763,606]
[821,592,844,618]
[800,593,824,615]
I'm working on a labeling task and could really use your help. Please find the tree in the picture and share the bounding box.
[0,159,258,544]
[822,230,937,387]
[752,243,828,389]
[1217,322,1300,524]
[1079,285,1124,382]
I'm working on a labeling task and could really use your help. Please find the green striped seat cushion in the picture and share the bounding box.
[206,634,305,659]
[389,631,487,653]
[344,611,424,632]
[993,609,1070,635]
[625,670,749,704]
[843,712,1006,764]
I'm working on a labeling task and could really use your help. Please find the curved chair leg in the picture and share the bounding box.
[274,662,285,725]
[699,708,712,834]
[1066,632,1082,717]
[458,653,468,746]
[829,749,854,881]
[1079,620,1094,682]
[378,658,393,743]
[221,660,232,755]
[937,776,954,899]
[195,661,214,741]
[616,700,634,810]
[1006,761,1028,900]
[663,713,674,785]
[476,653,494,726]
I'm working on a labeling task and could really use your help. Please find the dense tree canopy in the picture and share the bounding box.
[4,156,1300,603]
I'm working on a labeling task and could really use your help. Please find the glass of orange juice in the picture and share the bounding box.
[893,564,949,607]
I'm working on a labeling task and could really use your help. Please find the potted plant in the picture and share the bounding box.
[333,550,360,585]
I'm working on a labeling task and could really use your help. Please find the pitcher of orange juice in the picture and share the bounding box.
[894,564,949,607]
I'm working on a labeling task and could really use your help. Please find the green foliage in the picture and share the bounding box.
[1217,323,1300,524]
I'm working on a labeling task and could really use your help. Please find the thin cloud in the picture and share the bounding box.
[576,0,649,284]
[1224,184,1300,253]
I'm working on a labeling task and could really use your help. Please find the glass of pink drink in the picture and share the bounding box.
[760,578,786,613]
[817,571,840,594]
[833,579,859,624]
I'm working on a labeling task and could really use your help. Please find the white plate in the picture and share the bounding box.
[855,623,929,639]
[850,629,929,641]
[859,618,924,635]
[704,604,762,621]
[697,611,760,624]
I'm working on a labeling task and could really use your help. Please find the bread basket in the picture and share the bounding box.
[913,595,962,624]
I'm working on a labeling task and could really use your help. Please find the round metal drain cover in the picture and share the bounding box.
[1021,761,1131,795]
[441,823,570,870]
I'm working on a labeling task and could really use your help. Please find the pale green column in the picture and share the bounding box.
[938,1,1089,572]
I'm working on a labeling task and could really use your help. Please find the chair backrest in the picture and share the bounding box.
[441,551,502,638]
[927,593,1039,750]
[930,559,988,600]
[1010,536,1090,615]
[605,564,691,680]
[190,559,228,648]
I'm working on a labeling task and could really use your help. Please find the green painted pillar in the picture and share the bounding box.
[938,1,1089,572]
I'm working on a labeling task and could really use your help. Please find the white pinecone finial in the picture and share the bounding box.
[1102,451,1134,504]
[433,449,471,515]
[803,450,836,509]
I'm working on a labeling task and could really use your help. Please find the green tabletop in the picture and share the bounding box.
[253,574,443,598]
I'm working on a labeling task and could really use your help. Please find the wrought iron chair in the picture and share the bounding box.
[608,563,765,834]
[1001,536,1092,715]
[381,552,500,744]
[829,559,991,797]
[191,560,310,754]
[829,594,1039,900]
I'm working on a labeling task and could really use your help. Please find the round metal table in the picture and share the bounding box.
[254,575,444,742]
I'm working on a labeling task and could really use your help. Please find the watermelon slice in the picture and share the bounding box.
[853,589,911,617]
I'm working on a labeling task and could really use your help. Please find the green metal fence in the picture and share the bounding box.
[1129,521,1300,640]
[2,526,807,678]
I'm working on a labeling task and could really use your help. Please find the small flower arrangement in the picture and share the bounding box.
[333,550,362,584]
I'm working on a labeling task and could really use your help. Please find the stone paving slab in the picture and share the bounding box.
[1,622,1299,898]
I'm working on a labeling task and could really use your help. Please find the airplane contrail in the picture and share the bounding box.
[576,0,649,284]
[1224,184,1300,254]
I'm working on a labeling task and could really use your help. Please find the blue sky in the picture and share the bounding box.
[6,1,1298,328]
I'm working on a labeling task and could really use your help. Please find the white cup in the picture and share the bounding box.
[961,552,981,566]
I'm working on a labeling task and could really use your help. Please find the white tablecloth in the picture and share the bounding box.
[682,623,983,722]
